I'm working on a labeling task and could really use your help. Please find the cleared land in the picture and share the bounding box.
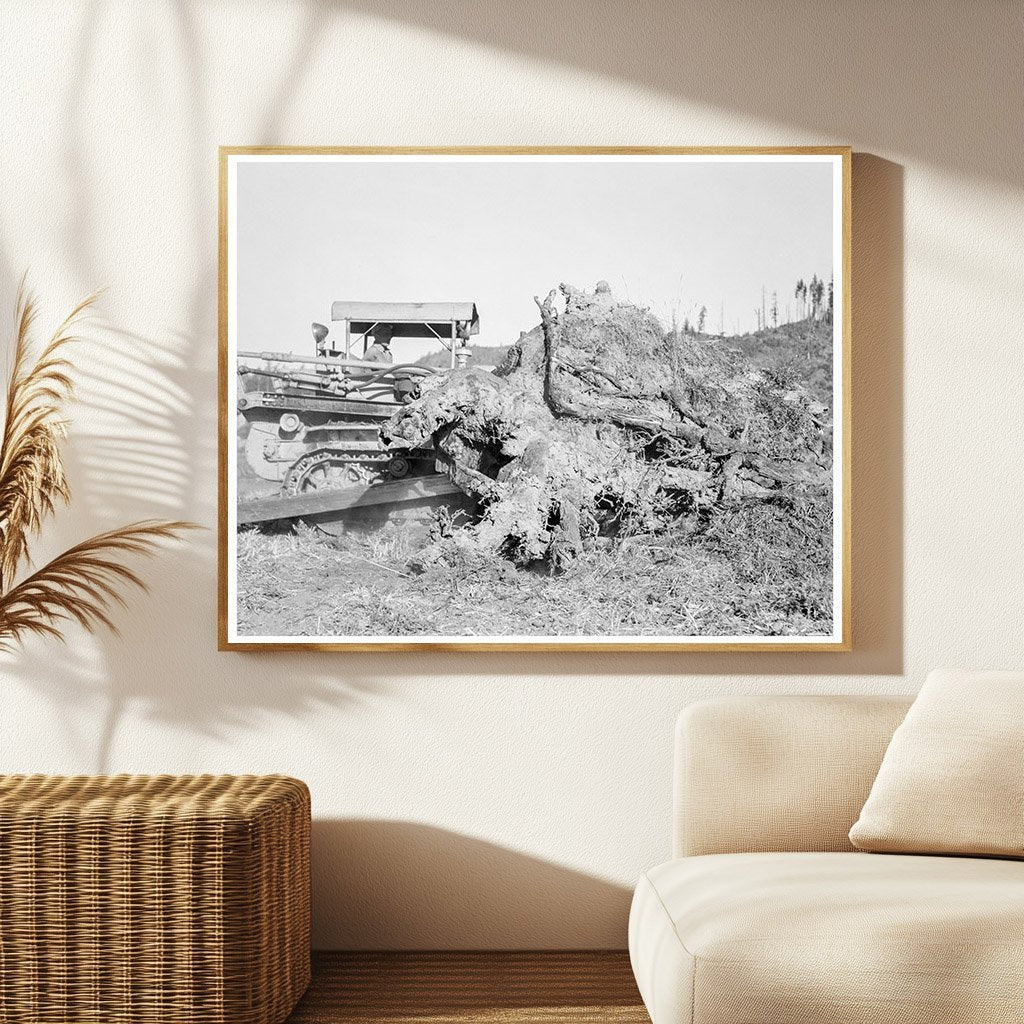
[236,313,833,639]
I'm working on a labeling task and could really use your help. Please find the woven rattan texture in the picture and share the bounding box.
[0,774,311,1024]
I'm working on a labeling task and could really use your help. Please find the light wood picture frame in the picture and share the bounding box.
[219,147,851,652]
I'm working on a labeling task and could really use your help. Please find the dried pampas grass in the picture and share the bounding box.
[0,280,195,650]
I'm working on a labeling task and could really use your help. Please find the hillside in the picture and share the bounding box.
[417,319,832,402]
[415,344,511,369]
[718,317,833,405]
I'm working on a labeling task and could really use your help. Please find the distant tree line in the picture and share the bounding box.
[794,274,834,324]
[677,272,834,338]
[679,304,708,336]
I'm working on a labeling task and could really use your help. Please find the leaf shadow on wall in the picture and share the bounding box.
[0,0,383,772]
[0,317,386,773]
[0,5,907,778]
[0,155,905,765]
[311,819,633,950]
[335,0,1020,188]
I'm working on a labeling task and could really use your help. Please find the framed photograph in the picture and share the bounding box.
[219,147,850,651]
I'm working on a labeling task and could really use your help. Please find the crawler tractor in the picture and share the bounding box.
[237,301,479,534]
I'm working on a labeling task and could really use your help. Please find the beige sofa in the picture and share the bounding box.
[629,695,1024,1024]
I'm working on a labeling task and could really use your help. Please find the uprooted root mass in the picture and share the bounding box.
[383,282,832,573]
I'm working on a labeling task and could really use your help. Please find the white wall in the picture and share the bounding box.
[1,1,1021,949]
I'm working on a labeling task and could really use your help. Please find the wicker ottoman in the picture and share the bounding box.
[0,774,310,1024]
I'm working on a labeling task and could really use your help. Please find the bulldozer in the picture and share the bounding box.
[237,301,479,534]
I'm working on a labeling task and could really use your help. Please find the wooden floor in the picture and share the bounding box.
[287,951,649,1023]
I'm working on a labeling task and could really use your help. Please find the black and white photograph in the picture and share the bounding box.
[220,149,849,650]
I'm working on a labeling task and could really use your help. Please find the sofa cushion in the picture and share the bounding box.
[629,852,1024,1024]
[849,668,1024,857]
[675,695,912,857]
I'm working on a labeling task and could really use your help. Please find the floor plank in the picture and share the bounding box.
[288,951,649,1023]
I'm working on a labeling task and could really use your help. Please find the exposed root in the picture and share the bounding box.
[382,282,831,566]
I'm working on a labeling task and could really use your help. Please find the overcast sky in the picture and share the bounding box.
[235,156,836,361]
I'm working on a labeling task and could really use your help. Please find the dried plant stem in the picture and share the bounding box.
[0,280,197,650]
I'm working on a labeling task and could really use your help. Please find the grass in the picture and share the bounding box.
[236,496,832,638]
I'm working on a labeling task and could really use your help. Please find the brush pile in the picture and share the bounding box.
[382,282,831,567]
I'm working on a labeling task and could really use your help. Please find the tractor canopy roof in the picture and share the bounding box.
[331,301,480,339]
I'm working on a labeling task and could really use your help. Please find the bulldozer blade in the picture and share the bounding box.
[237,473,463,526]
